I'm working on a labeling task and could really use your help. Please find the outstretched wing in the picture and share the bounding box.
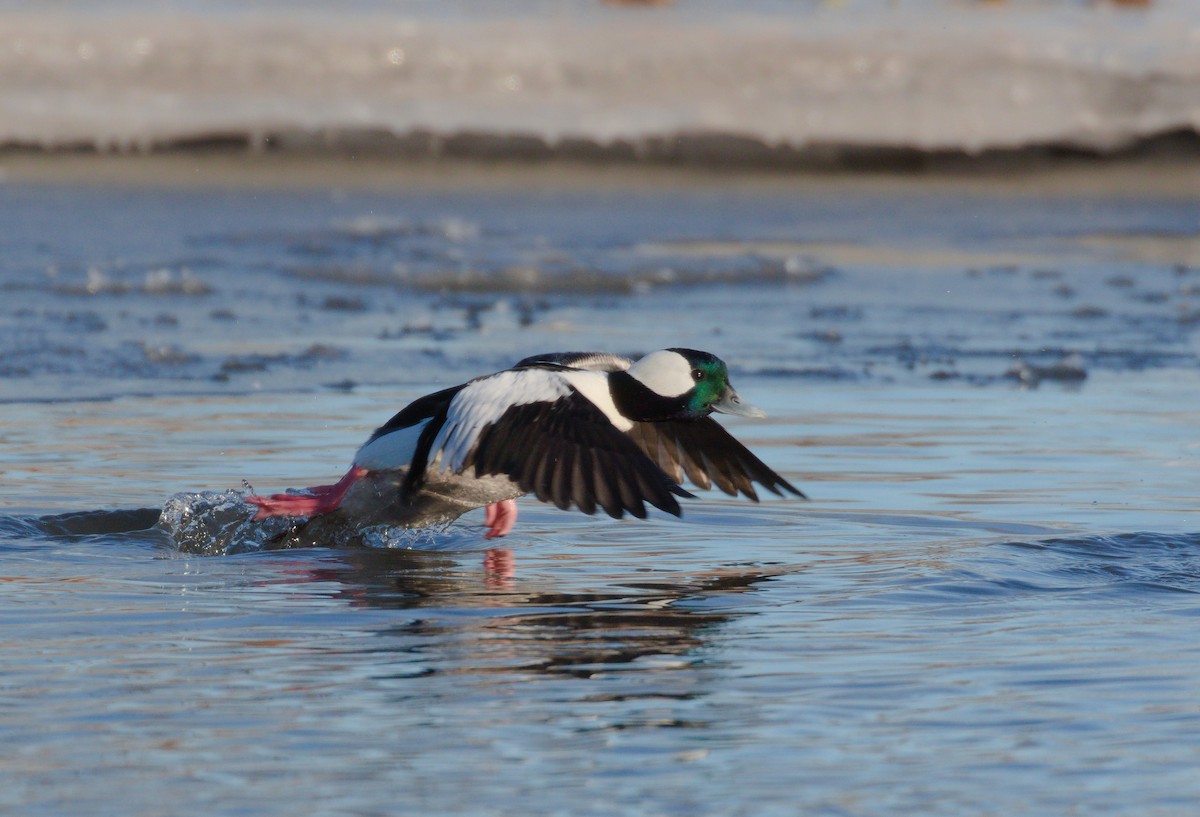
[626,418,805,501]
[422,368,691,519]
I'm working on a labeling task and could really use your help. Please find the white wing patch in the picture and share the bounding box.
[428,368,573,474]
[353,418,430,471]
[561,369,633,431]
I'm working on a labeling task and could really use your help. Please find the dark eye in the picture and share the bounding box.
[691,368,704,381]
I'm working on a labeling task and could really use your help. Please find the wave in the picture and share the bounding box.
[1003,532,1200,595]
[920,532,1200,599]
[4,2,1199,166]
[0,508,165,551]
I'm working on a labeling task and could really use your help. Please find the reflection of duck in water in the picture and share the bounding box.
[247,349,804,538]
[300,548,785,679]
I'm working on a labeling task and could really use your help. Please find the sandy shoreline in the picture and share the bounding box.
[7,4,1199,162]
[4,149,1200,200]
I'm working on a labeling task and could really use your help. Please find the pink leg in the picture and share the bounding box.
[483,499,519,539]
[246,466,368,521]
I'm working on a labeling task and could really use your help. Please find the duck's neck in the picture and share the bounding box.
[609,371,697,422]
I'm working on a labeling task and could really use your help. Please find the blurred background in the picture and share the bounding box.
[3,0,1197,167]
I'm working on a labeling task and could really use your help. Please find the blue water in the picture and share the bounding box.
[3,163,1200,815]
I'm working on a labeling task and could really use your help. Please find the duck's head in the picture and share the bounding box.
[625,348,766,421]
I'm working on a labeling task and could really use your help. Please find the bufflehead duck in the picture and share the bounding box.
[246,348,803,538]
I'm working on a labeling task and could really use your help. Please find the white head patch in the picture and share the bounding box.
[627,350,694,397]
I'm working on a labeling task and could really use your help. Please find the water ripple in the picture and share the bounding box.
[1003,531,1200,596]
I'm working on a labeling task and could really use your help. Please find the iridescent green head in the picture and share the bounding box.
[626,348,767,421]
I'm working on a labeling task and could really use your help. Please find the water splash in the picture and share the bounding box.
[157,489,286,556]
[156,489,482,555]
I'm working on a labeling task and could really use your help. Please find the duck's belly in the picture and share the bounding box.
[336,469,523,528]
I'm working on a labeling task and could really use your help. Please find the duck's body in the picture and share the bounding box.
[247,349,803,537]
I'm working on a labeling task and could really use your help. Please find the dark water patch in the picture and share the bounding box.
[43,310,109,333]
[8,339,204,381]
[0,332,351,390]
[1002,532,1200,596]
[34,508,163,537]
[808,305,864,321]
[750,365,868,382]
[283,255,831,296]
[0,509,165,553]
[795,328,844,344]
[215,343,347,379]
[1004,354,1087,387]
[315,295,368,312]
[843,337,1199,386]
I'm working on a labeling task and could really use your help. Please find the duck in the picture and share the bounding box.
[246,348,804,538]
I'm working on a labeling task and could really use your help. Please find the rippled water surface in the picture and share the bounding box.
[3,162,1200,816]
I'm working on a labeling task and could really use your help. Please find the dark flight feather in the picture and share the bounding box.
[462,389,685,519]
[627,418,805,501]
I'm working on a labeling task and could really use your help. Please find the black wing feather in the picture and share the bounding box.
[462,390,684,519]
[572,446,597,515]
[627,418,805,500]
[551,446,576,511]
[591,455,621,518]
